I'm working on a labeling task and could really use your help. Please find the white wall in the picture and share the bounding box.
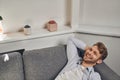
[0,0,71,33]
[79,0,120,26]
[75,33,120,76]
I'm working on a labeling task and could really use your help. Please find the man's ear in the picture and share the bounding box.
[97,59,103,64]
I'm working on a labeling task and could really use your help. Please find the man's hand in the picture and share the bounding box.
[85,46,90,51]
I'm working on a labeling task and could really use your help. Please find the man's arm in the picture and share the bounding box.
[66,37,89,61]
[69,37,89,50]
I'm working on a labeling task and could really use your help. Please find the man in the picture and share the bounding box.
[55,37,108,80]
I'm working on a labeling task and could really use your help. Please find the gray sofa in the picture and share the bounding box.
[0,45,120,80]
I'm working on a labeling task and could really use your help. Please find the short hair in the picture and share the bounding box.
[93,42,108,60]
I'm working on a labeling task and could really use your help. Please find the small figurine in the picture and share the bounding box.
[4,54,9,62]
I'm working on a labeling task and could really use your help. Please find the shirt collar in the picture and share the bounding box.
[87,67,94,72]
[79,59,94,72]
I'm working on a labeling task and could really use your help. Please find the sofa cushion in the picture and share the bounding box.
[0,52,24,80]
[23,45,67,80]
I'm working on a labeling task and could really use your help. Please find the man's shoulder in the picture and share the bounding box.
[91,69,101,80]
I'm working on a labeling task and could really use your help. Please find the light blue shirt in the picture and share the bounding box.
[79,60,101,80]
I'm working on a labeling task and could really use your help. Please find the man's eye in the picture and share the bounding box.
[94,52,97,55]
[89,48,92,51]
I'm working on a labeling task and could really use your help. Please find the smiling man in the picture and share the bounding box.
[55,37,108,80]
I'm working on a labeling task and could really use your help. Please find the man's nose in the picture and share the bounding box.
[88,51,93,55]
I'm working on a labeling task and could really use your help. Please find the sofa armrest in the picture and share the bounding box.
[94,62,120,80]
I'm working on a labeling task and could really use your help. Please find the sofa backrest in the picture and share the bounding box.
[23,45,67,80]
[94,62,120,80]
[0,52,24,80]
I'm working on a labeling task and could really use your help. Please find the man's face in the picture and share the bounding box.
[83,46,102,64]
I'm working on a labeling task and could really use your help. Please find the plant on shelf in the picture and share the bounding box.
[45,20,57,32]
[0,16,3,20]
[0,16,3,34]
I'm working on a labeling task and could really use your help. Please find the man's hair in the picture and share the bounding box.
[93,42,108,60]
